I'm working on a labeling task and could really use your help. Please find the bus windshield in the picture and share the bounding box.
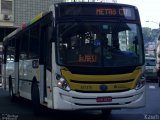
[145,58,156,66]
[57,22,143,67]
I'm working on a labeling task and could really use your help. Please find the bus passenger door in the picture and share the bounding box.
[40,23,53,108]
[19,58,24,93]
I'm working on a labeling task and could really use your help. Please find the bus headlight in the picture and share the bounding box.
[135,75,145,90]
[56,74,71,91]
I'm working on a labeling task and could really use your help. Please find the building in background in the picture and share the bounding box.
[0,0,16,79]
[14,0,63,26]
[0,0,13,26]
[14,0,117,26]
[0,0,16,42]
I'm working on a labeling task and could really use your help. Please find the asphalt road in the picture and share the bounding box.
[0,82,160,120]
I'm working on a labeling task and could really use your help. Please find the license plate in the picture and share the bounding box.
[96,96,112,102]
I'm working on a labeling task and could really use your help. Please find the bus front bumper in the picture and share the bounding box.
[53,86,145,110]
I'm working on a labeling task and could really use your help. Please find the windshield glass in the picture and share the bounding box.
[6,62,14,69]
[57,22,143,67]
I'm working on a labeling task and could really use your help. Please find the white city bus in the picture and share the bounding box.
[156,35,160,87]
[2,2,145,117]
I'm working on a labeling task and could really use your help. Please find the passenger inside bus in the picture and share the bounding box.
[94,33,138,66]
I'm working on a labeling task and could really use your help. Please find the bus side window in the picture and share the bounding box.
[20,32,29,60]
[28,24,40,59]
[6,38,16,62]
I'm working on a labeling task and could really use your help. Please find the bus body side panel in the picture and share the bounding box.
[19,59,40,100]
[19,60,32,100]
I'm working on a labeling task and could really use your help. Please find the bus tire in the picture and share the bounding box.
[158,79,160,87]
[9,76,16,101]
[31,80,41,115]
[101,109,112,119]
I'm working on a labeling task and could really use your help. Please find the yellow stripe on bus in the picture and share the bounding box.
[61,67,142,91]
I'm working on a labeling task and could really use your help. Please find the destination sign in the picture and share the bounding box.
[57,4,136,20]
[96,8,131,17]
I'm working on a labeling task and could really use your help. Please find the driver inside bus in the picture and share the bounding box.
[103,38,113,59]
[94,34,113,59]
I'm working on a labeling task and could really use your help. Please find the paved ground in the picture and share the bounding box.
[0,82,159,120]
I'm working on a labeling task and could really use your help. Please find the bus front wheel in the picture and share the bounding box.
[31,81,41,115]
